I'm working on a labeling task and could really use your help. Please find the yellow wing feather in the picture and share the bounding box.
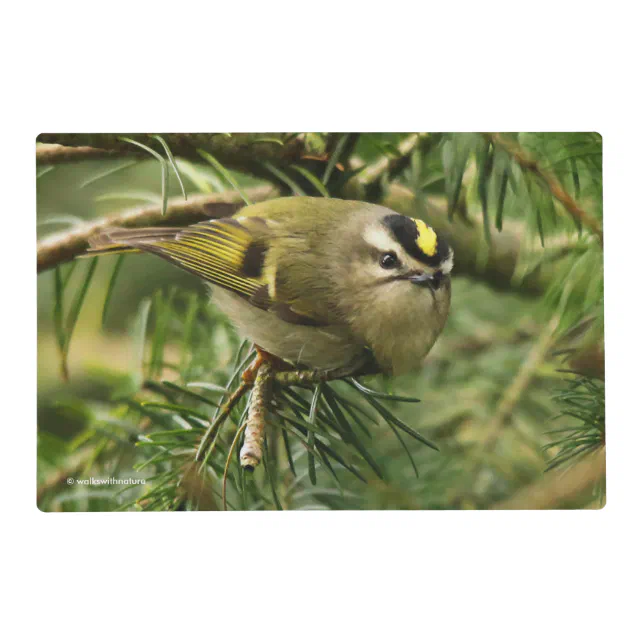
[88,219,266,301]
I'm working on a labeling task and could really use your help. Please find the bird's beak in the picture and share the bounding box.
[408,272,440,289]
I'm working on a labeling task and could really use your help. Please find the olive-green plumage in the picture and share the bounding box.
[87,197,453,375]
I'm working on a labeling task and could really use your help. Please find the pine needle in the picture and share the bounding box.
[117,136,169,216]
[151,135,187,200]
[197,149,251,205]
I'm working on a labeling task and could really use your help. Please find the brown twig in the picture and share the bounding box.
[36,144,119,164]
[36,185,276,273]
[240,362,274,471]
[273,363,377,386]
[483,132,603,244]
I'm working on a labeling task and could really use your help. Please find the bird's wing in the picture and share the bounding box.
[87,218,330,327]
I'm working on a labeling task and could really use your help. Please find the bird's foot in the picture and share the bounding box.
[241,346,292,385]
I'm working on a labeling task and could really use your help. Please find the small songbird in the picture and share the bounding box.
[87,197,453,376]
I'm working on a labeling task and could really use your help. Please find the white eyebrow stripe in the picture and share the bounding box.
[363,225,395,252]
[440,250,454,274]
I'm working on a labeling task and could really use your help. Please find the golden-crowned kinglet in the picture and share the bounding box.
[87,197,453,375]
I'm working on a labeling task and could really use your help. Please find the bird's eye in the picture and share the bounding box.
[379,252,399,269]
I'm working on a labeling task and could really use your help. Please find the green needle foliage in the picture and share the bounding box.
[36,132,605,511]
[545,375,605,472]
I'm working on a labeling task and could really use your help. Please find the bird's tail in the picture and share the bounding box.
[84,227,181,257]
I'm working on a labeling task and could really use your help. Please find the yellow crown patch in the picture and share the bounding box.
[412,219,438,257]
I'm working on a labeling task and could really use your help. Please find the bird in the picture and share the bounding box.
[86,196,453,377]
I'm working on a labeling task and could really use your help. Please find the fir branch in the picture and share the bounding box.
[36,185,276,272]
[36,133,312,168]
[483,133,603,243]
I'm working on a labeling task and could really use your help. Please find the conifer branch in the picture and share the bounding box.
[36,133,312,168]
[483,132,604,243]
